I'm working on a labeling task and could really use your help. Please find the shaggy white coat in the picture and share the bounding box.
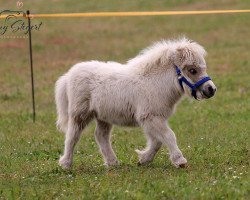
[55,38,216,169]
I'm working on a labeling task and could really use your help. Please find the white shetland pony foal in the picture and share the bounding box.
[55,38,216,169]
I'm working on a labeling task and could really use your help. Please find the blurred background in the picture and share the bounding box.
[0,0,249,115]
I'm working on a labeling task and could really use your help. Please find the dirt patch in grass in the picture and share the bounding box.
[0,40,26,49]
[44,37,75,46]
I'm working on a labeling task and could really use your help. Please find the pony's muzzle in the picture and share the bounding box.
[201,82,217,98]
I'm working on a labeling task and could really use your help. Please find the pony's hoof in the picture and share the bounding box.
[136,149,153,165]
[170,153,187,168]
[173,157,187,168]
[179,163,188,168]
[105,159,119,166]
[59,156,72,169]
[137,160,150,166]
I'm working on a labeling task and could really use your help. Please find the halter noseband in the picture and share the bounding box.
[175,65,211,99]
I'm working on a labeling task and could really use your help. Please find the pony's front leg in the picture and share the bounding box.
[135,134,162,165]
[142,117,187,168]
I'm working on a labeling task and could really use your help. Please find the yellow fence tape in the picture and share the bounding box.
[0,9,250,19]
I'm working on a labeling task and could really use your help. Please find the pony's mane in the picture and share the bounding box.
[127,38,206,70]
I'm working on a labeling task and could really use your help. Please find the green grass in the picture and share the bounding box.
[0,0,249,199]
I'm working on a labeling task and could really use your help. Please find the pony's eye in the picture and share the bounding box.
[189,68,197,75]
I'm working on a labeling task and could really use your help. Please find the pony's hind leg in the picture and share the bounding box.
[95,120,118,166]
[59,114,93,169]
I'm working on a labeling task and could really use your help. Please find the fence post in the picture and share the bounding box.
[26,10,36,122]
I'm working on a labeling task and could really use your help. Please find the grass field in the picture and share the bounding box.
[0,0,249,199]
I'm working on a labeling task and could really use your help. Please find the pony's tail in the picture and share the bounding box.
[55,75,68,134]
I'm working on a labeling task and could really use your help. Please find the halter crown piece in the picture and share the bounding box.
[175,65,211,99]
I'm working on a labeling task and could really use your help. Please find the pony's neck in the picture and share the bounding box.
[162,67,184,107]
[127,45,174,76]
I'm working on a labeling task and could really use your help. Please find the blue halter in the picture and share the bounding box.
[175,66,211,99]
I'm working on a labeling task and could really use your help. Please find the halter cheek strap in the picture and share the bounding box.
[175,66,211,99]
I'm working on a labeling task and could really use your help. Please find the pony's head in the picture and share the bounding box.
[172,38,216,100]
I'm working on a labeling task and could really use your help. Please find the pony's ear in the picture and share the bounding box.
[172,47,189,69]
